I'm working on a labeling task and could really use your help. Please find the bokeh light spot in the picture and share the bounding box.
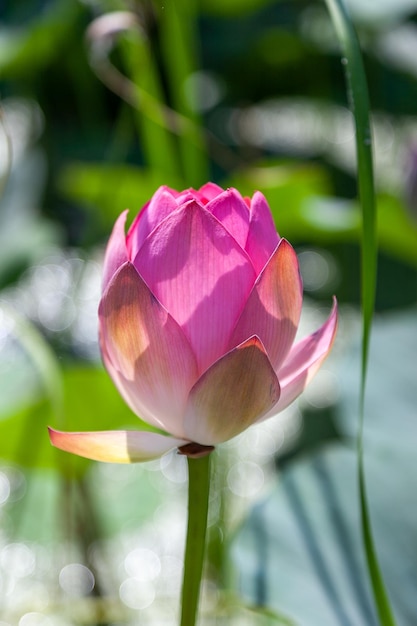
[227,461,264,498]
[58,563,95,597]
[119,578,155,609]
[124,548,161,581]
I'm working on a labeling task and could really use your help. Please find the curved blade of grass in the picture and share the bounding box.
[87,13,181,184]
[0,105,12,198]
[0,303,63,417]
[323,1,397,625]
[0,303,63,469]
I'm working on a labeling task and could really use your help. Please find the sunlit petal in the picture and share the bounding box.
[230,239,302,369]
[134,201,256,373]
[206,188,250,249]
[126,186,178,260]
[261,297,338,418]
[245,191,280,274]
[99,262,198,437]
[184,336,280,445]
[102,210,129,290]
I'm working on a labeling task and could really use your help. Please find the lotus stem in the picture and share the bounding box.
[180,453,211,626]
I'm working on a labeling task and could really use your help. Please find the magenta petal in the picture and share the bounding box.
[134,201,256,374]
[48,428,187,463]
[245,191,280,274]
[184,336,280,445]
[230,239,303,370]
[102,210,129,291]
[99,262,198,437]
[262,297,338,418]
[197,182,224,202]
[127,187,179,261]
[206,188,250,250]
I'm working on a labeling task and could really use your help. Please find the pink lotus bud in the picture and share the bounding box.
[49,183,337,462]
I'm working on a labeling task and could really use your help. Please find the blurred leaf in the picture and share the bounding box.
[0,400,55,470]
[0,363,162,473]
[337,309,417,449]
[345,0,417,25]
[233,440,416,626]
[61,365,153,434]
[227,163,417,265]
[52,365,165,476]
[200,0,278,17]
[232,310,417,625]
[226,161,332,227]
[377,194,417,266]
[220,593,298,625]
[6,468,64,543]
[0,0,82,78]
[58,162,182,227]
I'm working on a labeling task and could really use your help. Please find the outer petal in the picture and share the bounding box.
[245,191,280,274]
[99,262,198,437]
[206,188,250,249]
[229,239,303,370]
[48,428,187,463]
[102,210,129,291]
[134,201,256,374]
[126,187,179,261]
[261,297,338,419]
[184,336,280,445]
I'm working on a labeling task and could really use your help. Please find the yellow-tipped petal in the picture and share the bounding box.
[48,428,188,463]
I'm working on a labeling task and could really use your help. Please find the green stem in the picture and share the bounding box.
[180,454,211,626]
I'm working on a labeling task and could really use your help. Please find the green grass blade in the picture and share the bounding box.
[120,29,182,184]
[157,0,210,186]
[323,1,397,624]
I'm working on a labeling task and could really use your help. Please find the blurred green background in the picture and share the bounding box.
[0,0,416,624]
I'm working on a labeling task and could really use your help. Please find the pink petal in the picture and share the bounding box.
[126,187,179,261]
[134,201,256,374]
[102,210,129,291]
[48,428,187,463]
[99,262,198,437]
[245,191,280,274]
[261,297,338,418]
[206,188,250,250]
[184,336,280,445]
[229,239,303,370]
[197,182,225,203]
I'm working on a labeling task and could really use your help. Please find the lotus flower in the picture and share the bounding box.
[49,183,337,462]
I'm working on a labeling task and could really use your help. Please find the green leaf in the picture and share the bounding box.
[232,440,417,626]
[58,162,182,227]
